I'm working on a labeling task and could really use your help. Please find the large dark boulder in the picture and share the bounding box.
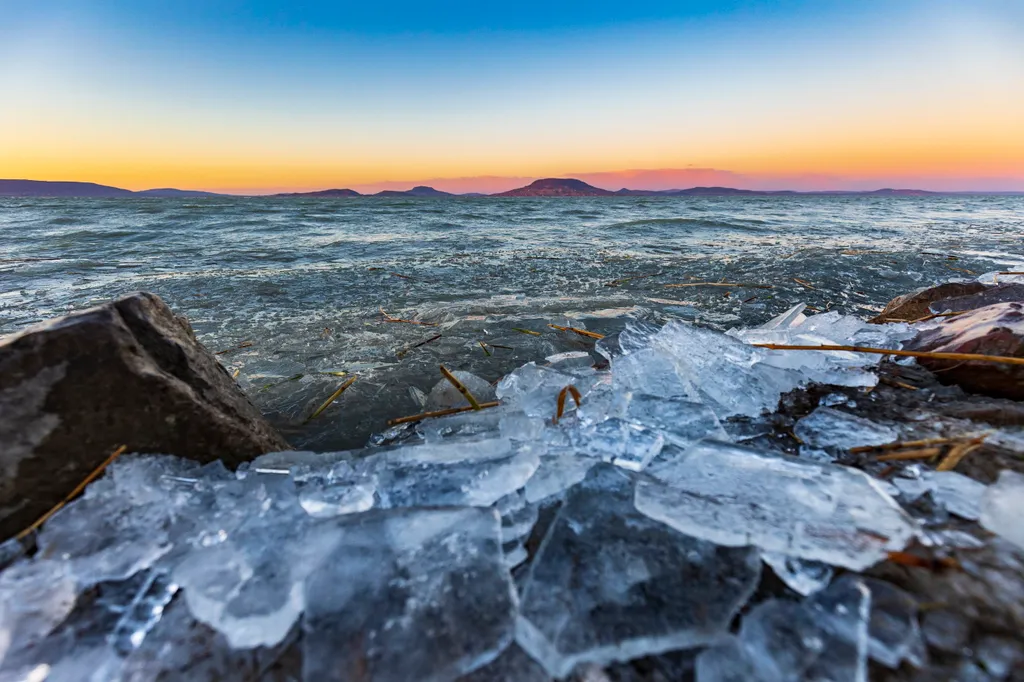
[0,292,288,540]
[904,302,1024,401]
[870,282,989,323]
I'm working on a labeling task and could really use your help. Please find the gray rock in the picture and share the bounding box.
[0,292,288,540]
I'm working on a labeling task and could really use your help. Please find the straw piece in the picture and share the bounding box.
[387,401,501,426]
[752,343,1024,367]
[664,282,773,289]
[875,447,943,462]
[512,328,541,336]
[548,324,605,339]
[478,341,492,357]
[552,385,582,424]
[936,437,988,471]
[17,445,127,540]
[439,365,482,410]
[304,376,357,423]
[488,343,514,350]
[232,368,241,379]
[998,271,1024,275]
[792,278,816,290]
[878,376,919,391]
[605,273,659,287]
[215,340,253,355]
[887,552,961,571]
[380,307,438,326]
[850,435,970,454]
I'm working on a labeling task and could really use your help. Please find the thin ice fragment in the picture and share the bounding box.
[635,440,917,570]
[303,507,516,682]
[517,464,761,678]
[822,576,925,669]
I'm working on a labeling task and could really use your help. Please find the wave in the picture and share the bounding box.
[602,217,767,232]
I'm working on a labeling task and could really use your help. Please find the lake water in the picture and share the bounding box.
[2,195,1022,449]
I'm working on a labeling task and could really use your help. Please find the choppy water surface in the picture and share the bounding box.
[2,195,1022,449]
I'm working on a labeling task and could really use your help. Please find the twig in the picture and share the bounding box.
[553,385,582,424]
[387,401,500,426]
[512,328,541,336]
[752,343,1024,367]
[304,376,357,423]
[875,447,943,462]
[664,282,773,289]
[380,307,438,326]
[17,445,127,540]
[548,324,604,339]
[792,278,816,290]
[439,365,482,410]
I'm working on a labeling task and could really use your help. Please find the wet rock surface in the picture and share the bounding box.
[904,301,1024,400]
[931,283,1024,314]
[870,282,989,323]
[0,292,288,540]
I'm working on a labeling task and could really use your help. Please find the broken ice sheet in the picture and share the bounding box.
[981,470,1024,551]
[569,418,664,471]
[794,407,899,453]
[303,506,517,682]
[697,579,870,682]
[635,440,917,570]
[823,576,925,670]
[516,464,761,679]
[893,470,987,521]
[427,370,496,410]
[456,644,551,682]
[0,560,78,666]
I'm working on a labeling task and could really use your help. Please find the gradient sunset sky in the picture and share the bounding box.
[2,0,1022,194]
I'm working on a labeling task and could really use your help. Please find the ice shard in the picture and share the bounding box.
[302,507,517,682]
[634,440,917,570]
[516,464,761,678]
[794,408,899,454]
[762,553,834,597]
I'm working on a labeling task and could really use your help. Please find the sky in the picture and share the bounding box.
[1,0,1023,194]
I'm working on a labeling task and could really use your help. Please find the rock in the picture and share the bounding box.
[0,292,288,540]
[930,283,1024,314]
[903,302,1024,400]
[869,282,989,323]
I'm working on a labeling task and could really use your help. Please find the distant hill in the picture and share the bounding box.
[0,180,135,198]
[274,188,363,197]
[0,180,225,198]
[373,186,453,197]
[495,178,615,197]
[136,188,226,198]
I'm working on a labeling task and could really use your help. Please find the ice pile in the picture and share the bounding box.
[0,309,943,681]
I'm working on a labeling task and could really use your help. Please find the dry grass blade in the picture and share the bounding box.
[875,447,943,462]
[512,327,541,336]
[488,343,514,350]
[878,376,919,391]
[304,376,358,423]
[998,271,1024,275]
[17,445,127,541]
[548,324,605,339]
[664,282,773,290]
[397,334,442,358]
[937,436,988,471]
[552,385,583,424]
[753,343,1024,367]
[478,341,492,357]
[945,264,976,275]
[792,278,816,290]
[887,552,962,571]
[232,368,241,379]
[379,307,438,327]
[387,401,500,426]
[439,365,482,410]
